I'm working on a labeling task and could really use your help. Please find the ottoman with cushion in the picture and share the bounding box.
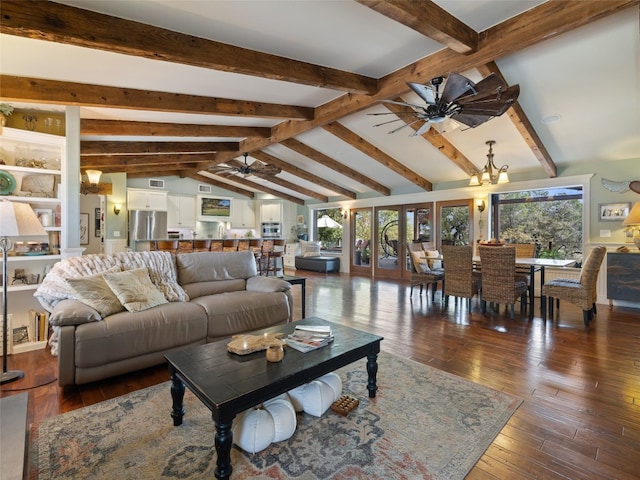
[295,240,340,273]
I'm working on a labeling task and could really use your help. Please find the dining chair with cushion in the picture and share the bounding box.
[441,245,481,310]
[407,242,444,301]
[479,245,528,319]
[541,246,606,326]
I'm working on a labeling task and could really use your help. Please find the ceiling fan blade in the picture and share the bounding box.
[407,82,436,104]
[388,119,421,135]
[380,99,426,110]
[456,74,505,104]
[411,121,432,137]
[450,113,493,128]
[440,72,475,104]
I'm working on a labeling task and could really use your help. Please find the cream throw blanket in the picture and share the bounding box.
[34,251,189,355]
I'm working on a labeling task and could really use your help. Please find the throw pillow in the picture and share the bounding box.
[66,272,124,318]
[300,240,321,257]
[102,267,168,313]
[426,250,442,269]
[410,251,430,273]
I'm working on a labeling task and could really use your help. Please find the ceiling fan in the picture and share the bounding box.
[209,153,281,178]
[371,72,520,136]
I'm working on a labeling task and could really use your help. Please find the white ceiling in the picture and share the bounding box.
[1,1,638,201]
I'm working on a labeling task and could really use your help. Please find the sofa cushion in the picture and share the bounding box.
[115,251,189,302]
[246,276,291,293]
[103,268,169,313]
[191,291,290,339]
[176,251,257,284]
[66,272,124,318]
[298,240,321,257]
[182,279,246,299]
[49,299,102,327]
[73,302,208,368]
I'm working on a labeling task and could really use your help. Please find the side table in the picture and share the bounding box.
[282,275,306,318]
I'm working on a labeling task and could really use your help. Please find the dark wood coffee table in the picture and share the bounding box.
[164,318,383,480]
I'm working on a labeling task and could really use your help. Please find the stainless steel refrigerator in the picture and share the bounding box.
[128,210,168,243]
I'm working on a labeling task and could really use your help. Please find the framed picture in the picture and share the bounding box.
[33,208,54,227]
[197,195,231,221]
[599,202,630,221]
[80,213,89,244]
[95,207,101,237]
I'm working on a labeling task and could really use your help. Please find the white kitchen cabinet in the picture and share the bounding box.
[167,195,196,228]
[260,201,282,222]
[0,127,66,354]
[231,199,256,229]
[127,189,168,211]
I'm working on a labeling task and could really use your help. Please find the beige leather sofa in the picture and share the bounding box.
[35,250,292,386]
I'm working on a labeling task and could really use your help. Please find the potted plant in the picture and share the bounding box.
[361,245,371,265]
[0,103,13,129]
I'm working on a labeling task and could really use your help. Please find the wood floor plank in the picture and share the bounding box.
[2,270,639,479]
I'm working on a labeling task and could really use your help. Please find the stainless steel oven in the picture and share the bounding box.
[261,222,282,238]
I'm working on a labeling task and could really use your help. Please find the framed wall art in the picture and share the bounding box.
[599,202,630,221]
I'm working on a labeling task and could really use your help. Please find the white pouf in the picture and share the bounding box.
[317,372,342,401]
[232,395,298,453]
[287,373,344,417]
[232,408,275,454]
[264,397,297,442]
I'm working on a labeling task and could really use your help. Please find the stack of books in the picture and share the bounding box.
[286,325,334,353]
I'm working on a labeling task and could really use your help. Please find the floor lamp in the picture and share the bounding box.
[1,199,47,384]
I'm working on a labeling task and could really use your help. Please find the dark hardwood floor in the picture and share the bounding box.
[2,270,639,479]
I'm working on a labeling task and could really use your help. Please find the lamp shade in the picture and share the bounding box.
[622,202,640,226]
[0,200,47,237]
[86,169,102,185]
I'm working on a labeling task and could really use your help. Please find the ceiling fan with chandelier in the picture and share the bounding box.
[371,72,520,136]
[209,153,281,178]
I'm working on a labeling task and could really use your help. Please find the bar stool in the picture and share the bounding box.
[249,239,264,275]
[193,239,212,252]
[210,240,223,252]
[265,239,286,277]
[155,240,179,252]
[222,239,239,252]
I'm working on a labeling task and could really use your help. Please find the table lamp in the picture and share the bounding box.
[1,199,47,384]
[622,202,640,250]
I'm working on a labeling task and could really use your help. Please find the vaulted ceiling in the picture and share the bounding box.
[1,0,638,205]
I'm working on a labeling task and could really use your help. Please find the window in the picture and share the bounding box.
[491,187,583,259]
[314,208,343,251]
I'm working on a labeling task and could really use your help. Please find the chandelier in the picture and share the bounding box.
[469,140,509,186]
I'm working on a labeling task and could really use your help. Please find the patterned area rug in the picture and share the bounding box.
[30,352,522,479]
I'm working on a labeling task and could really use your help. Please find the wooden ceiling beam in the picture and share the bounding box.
[81,119,271,138]
[81,141,238,155]
[208,173,305,205]
[280,138,390,196]
[0,0,377,95]
[477,62,558,178]
[356,0,478,54]
[81,153,215,168]
[1,75,313,120]
[96,163,208,174]
[126,170,191,179]
[323,122,433,191]
[251,150,357,200]
[190,173,255,198]
[221,161,328,202]
[383,98,478,176]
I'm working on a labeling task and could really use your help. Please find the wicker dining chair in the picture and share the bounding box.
[479,245,528,319]
[407,243,444,301]
[541,246,606,326]
[441,245,481,309]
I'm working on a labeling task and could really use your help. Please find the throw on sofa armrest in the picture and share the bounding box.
[246,276,291,293]
[49,299,102,327]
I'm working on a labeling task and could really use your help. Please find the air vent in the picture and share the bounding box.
[198,184,212,194]
[149,179,165,189]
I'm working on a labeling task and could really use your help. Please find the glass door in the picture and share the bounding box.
[351,208,372,275]
[375,206,401,279]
